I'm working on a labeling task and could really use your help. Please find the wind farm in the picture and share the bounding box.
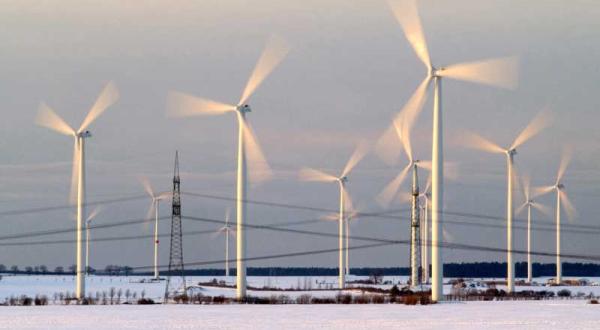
[1,0,600,329]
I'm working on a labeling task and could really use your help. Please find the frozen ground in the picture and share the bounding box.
[1,274,600,301]
[0,300,599,329]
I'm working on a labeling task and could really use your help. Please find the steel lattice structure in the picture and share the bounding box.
[164,151,186,301]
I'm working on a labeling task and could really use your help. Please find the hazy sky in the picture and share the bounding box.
[1,0,600,271]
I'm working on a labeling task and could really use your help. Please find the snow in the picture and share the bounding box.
[1,275,600,329]
[0,301,599,329]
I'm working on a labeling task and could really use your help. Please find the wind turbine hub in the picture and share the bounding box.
[508,149,517,156]
[431,66,444,78]
[77,131,92,138]
[557,183,565,190]
[339,176,348,184]
[236,104,252,113]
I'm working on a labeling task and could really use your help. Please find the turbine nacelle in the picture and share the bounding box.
[556,183,565,190]
[507,148,517,157]
[77,130,92,139]
[236,104,252,113]
[338,176,348,184]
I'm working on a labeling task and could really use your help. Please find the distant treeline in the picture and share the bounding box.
[4,262,600,277]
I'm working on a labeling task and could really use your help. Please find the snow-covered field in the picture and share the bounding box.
[1,275,600,329]
[0,301,599,329]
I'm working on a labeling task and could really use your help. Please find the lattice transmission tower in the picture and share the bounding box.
[164,151,186,301]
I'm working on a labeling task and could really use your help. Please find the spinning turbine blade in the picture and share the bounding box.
[377,163,411,207]
[138,176,155,198]
[442,56,519,90]
[79,81,119,132]
[86,206,103,222]
[239,35,291,105]
[557,147,573,184]
[167,92,235,117]
[510,110,553,150]
[533,185,555,198]
[299,168,337,182]
[35,103,74,136]
[462,131,505,154]
[342,186,354,215]
[341,141,369,178]
[516,201,528,215]
[241,119,273,183]
[521,174,531,201]
[531,202,552,217]
[393,118,413,163]
[560,190,576,222]
[320,213,339,222]
[388,0,431,69]
[375,77,430,165]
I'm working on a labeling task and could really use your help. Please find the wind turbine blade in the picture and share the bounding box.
[516,202,528,215]
[239,35,291,105]
[341,141,369,178]
[35,103,74,136]
[388,0,431,69]
[375,77,430,165]
[342,186,354,216]
[144,200,154,231]
[320,213,339,222]
[166,91,235,117]
[521,173,531,201]
[393,118,413,163]
[510,110,553,150]
[443,228,454,243]
[86,206,103,222]
[69,139,79,205]
[442,56,519,90]
[557,147,573,184]
[376,163,411,207]
[533,185,555,198]
[424,175,431,194]
[78,81,119,132]
[138,176,155,198]
[560,190,576,222]
[398,191,412,204]
[531,202,552,217]
[225,207,231,226]
[298,168,337,182]
[158,192,172,200]
[460,131,505,154]
[241,119,273,183]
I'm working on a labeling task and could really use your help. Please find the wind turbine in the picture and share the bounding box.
[386,0,518,301]
[536,149,576,284]
[517,175,550,283]
[35,82,119,299]
[84,207,102,276]
[140,177,169,280]
[462,111,551,292]
[215,208,235,277]
[376,113,428,288]
[299,143,368,289]
[167,36,290,298]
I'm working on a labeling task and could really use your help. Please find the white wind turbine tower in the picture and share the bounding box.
[536,149,576,284]
[320,204,361,277]
[140,177,170,280]
[419,176,431,284]
[386,0,518,301]
[517,175,550,283]
[299,143,368,289]
[35,82,119,299]
[84,207,102,276]
[215,208,235,277]
[167,36,289,298]
[463,111,551,292]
